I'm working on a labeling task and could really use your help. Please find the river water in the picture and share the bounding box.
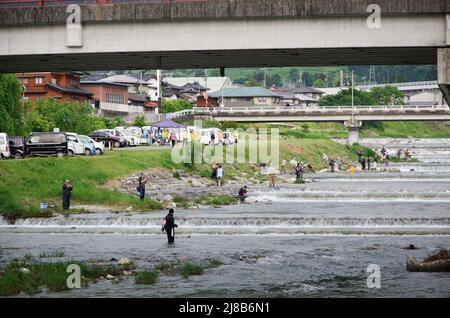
[0,138,449,297]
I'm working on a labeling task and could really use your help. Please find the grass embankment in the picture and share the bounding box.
[0,252,223,295]
[361,121,450,138]
[0,133,363,218]
[0,149,183,218]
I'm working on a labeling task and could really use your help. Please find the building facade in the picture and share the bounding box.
[16,72,93,103]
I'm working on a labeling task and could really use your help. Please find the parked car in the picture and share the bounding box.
[222,131,236,145]
[66,132,95,156]
[79,135,105,155]
[199,128,222,145]
[89,131,127,148]
[96,129,135,147]
[8,136,25,159]
[0,133,11,159]
[25,132,68,157]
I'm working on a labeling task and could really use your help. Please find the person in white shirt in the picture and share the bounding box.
[216,165,224,187]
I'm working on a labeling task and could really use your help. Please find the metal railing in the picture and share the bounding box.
[190,105,450,114]
[166,108,195,119]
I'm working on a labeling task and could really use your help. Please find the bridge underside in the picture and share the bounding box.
[0,47,438,73]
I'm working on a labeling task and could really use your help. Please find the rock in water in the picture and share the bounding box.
[106,274,114,280]
[406,249,450,272]
[118,257,131,265]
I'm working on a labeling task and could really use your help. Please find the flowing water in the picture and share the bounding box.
[0,138,449,297]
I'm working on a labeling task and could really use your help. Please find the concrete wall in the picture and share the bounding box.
[1,0,449,26]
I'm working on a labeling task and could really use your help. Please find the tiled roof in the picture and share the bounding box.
[46,83,93,97]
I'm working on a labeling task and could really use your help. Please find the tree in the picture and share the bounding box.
[289,68,300,86]
[370,86,405,105]
[313,79,326,88]
[244,79,259,87]
[319,88,376,106]
[161,99,193,114]
[0,74,24,135]
[267,74,283,88]
[132,115,147,127]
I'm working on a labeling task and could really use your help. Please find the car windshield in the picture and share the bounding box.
[80,136,94,143]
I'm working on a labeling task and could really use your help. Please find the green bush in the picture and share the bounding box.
[135,270,159,285]
[180,262,204,278]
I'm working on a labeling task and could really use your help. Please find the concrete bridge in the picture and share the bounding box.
[0,0,449,71]
[184,104,450,143]
[1,0,450,103]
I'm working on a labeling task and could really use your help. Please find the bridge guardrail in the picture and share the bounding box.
[191,105,450,114]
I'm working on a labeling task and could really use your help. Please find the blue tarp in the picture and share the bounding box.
[151,119,186,129]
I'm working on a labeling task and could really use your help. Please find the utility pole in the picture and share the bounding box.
[156,69,161,110]
[351,70,355,123]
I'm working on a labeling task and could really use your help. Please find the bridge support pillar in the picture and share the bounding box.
[344,120,363,145]
[438,47,450,106]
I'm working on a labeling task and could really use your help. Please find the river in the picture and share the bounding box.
[0,138,449,297]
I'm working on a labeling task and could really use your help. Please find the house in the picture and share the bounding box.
[292,86,325,102]
[16,72,93,103]
[406,91,445,106]
[80,79,158,121]
[270,88,301,106]
[163,77,234,93]
[198,87,283,108]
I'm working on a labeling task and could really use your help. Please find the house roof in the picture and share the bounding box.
[163,77,233,93]
[46,83,93,97]
[80,80,130,88]
[209,87,283,98]
[128,93,148,103]
[100,74,148,85]
[293,86,325,94]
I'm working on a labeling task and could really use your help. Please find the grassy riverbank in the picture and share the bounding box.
[0,136,358,219]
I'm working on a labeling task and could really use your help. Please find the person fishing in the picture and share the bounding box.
[238,186,248,203]
[329,159,336,173]
[295,162,304,182]
[162,208,178,245]
[137,172,147,200]
[357,149,364,163]
[62,180,73,211]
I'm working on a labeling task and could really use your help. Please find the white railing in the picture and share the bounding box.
[191,105,450,114]
[100,102,144,114]
[166,109,195,119]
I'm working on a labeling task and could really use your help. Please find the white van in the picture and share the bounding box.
[199,128,222,145]
[0,133,10,159]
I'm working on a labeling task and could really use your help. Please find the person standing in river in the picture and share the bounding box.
[162,208,178,245]
[62,180,73,211]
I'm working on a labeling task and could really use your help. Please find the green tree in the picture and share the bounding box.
[132,115,147,127]
[370,86,405,105]
[313,79,326,88]
[267,74,283,88]
[244,79,260,87]
[319,89,376,106]
[289,68,300,85]
[161,99,192,114]
[0,74,24,135]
